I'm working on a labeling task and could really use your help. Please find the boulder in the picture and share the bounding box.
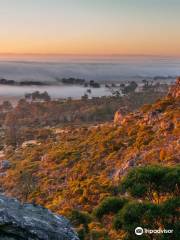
[0,195,79,240]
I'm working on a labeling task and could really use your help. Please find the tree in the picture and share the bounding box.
[4,112,18,147]
[121,81,138,94]
[113,198,180,240]
[120,165,180,203]
[94,166,180,240]
[113,201,160,239]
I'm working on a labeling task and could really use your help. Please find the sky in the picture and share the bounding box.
[0,0,180,56]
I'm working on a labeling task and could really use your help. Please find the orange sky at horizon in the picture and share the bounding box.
[1,35,180,58]
[1,0,180,57]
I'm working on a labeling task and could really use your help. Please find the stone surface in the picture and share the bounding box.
[168,77,180,98]
[0,195,79,240]
[0,160,11,170]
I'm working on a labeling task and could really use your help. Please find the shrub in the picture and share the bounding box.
[120,165,180,202]
[94,197,128,219]
[69,210,92,232]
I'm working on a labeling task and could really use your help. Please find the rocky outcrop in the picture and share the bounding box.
[168,77,180,98]
[0,195,79,240]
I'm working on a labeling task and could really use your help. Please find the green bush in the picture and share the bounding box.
[69,209,92,232]
[94,197,128,219]
[113,198,180,239]
[120,165,180,201]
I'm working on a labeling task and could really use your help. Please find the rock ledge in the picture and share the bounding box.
[0,195,79,240]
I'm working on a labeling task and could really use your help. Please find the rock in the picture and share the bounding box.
[0,160,11,170]
[168,77,180,98]
[114,110,123,124]
[0,195,79,240]
[0,172,6,177]
[160,121,174,132]
[114,156,139,180]
[21,140,39,148]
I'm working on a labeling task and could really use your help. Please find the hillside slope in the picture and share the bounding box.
[0,79,179,239]
[1,79,179,212]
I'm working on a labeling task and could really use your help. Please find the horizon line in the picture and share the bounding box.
[0,53,180,58]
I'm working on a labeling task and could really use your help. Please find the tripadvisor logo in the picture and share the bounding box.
[135,227,143,235]
[135,227,173,236]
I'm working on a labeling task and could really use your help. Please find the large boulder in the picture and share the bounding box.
[0,195,79,240]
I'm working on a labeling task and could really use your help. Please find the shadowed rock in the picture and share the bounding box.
[0,195,79,240]
[0,160,11,170]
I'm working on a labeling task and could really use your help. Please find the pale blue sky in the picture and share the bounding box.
[0,0,180,55]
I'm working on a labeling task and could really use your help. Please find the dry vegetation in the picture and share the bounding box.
[0,81,179,239]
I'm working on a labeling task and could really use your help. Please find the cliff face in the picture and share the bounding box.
[0,195,79,240]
